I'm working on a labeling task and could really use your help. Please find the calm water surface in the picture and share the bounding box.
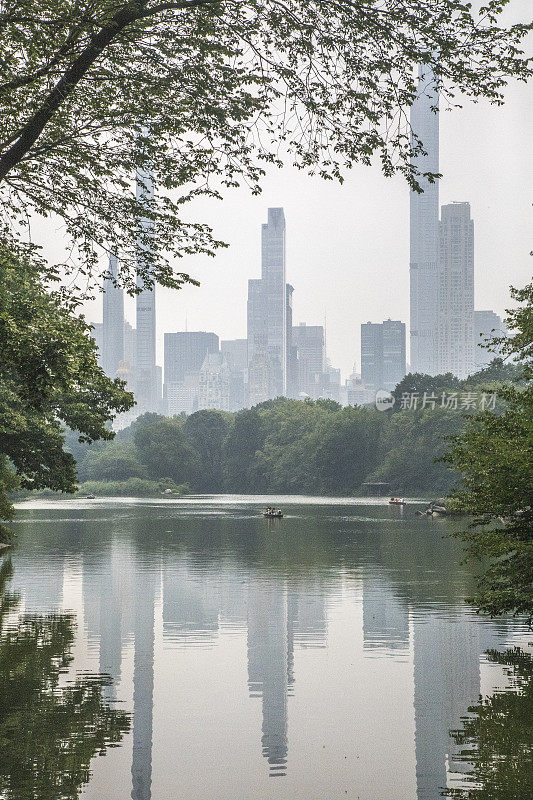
[2,496,530,800]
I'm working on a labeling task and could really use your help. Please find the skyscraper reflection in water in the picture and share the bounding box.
[247,580,293,776]
[361,586,507,800]
[131,562,159,800]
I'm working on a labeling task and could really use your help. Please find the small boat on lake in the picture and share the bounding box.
[263,508,283,518]
[86,494,96,499]
[388,497,406,506]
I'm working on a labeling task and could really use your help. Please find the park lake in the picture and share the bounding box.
[1,496,530,800]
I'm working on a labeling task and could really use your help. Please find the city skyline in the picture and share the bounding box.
[95,198,506,419]
[75,59,531,379]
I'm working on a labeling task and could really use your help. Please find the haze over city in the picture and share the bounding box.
[30,36,532,378]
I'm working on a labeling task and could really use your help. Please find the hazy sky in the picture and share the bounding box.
[35,2,533,379]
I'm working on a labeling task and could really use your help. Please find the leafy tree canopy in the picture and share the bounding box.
[0,0,530,291]
[445,285,533,620]
[133,413,198,483]
[0,243,133,535]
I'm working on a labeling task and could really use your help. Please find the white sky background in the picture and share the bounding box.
[34,0,533,379]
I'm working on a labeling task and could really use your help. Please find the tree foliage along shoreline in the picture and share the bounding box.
[56,358,518,500]
[0,0,531,291]
[445,284,533,621]
[443,648,533,800]
[0,555,130,799]
[0,243,134,538]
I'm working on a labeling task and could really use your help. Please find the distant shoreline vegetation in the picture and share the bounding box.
[14,478,190,500]
[13,360,516,502]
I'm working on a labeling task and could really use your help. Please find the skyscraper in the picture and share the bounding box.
[221,338,248,411]
[286,284,297,398]
[474,310,506,371]
[292,323,325,398]
[198,352,231,412]
[361,322,383,391]
[361,319,406,391]
[102,252,125,379]
[164,331,219,387]
[410,65,440,375]
[134,167,161,415]
[91,322,104,368]
[437,202,475,378]
[247,208,287,405]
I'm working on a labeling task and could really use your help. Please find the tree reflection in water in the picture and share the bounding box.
[444,647,533,800]
[0,555,130,800]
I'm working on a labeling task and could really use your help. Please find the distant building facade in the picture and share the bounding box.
[361,319,406,392]
[344,372,375,407]
[91,322,104,368]
[474,310,506,371]
[164,331,219,386]
[102,253,125,379]
[198,352,231,412]
[221,338,248,411]
[247,208,288,405]
[410,64,440,376]
[292,323,325,398]
[437,202,475,378]
[166,376,199,416]
[133,168,162,415]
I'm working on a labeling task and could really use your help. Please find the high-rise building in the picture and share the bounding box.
[361,322,383,392]
[382,319,407,388]
[292,323,325,398]
[322,364,342,403]
[286,285,298,398]
[247,208,287,405]
[91,322,104,368]
[221,338,248,411]
[165,376,199,417]
[437,202,475,378]
[124,321,136,371]
[474,310,506,370]
[134,168,162,415]
[361,319,406,391]
[198,352,231,412]
[164,331,219,387]
[410,65,440,375]
[102,253,125,379]
[221,338,248,372]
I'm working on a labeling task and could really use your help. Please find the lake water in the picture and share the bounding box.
[2,496,530,800]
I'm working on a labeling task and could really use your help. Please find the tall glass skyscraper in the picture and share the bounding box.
[438,202,475,378]
[134,167,161,413]
[102,252,125,379]
[247,208,287,405]
[361,319,406,391]
[410,65,440,375]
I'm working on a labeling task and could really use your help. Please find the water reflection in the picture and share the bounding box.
[7,500,530,799]
[444,648,533,799]
[0,555,130,800]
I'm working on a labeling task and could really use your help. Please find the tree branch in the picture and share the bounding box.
[0,0,220,181]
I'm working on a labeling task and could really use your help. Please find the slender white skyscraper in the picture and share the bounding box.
[438,202,475,378]
[247,208,287,405]
[102,252,125,379]
[134,166,161,413]
[410,65,440,375]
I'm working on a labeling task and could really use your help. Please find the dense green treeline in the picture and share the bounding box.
[67,360,517,497]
